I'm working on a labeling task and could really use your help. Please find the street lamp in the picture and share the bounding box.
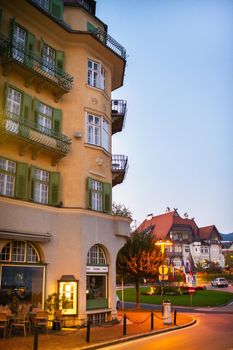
[155,239,173,299]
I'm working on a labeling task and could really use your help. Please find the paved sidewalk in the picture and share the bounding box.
[0,309,194,350]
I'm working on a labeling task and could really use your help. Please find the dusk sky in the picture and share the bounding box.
[98,0,233,233]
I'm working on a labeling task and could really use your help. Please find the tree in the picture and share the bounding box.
[112,202,132,219]
[116,231,162,308]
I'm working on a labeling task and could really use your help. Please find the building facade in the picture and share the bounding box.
[0,0,130,325]
[138,209,225,285]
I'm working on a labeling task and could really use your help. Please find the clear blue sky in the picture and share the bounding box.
[98,0,233,233]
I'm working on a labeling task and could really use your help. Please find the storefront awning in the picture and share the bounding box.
[0,228,52,242]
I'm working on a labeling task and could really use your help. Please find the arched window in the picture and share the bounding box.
[0,241,40,262]
[87,245,106,265]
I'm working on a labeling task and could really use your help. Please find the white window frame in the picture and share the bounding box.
[88,59,106,91]
[0,158,16,197]
[34,168,49,204]
[13,25,26,62]
[38,102,52,133]
[91,180,102,211]
[42,43,56,75]
[86,113,110,152]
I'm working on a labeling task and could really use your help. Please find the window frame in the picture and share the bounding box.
[0,241,40,263]
[0,158,16,197]
[87,59,106,91]
[86,113,110,152]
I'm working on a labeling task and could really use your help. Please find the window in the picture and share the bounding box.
[87,245,107,265]
[35,0,49,11]
[201,246,209,254]
[86,114,110,151]
[88,59,106,91]
[33,168,49,204]
[7,87,21,116]
[0,241,40,262]
[87,177,111,213]
[184,246,190,253]
[41,43,56,75]
[0,158,16,197]
[13,25,26,62]
[38,102,52,133]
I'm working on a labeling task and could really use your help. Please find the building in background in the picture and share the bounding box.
[0,0,130,325]
[138,209,225,285]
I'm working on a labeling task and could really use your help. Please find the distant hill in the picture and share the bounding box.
[221,233,233,241]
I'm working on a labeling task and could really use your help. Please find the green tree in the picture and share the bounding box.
[112,202,132,219]
[116,231,162,308]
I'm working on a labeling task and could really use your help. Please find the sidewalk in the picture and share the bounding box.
[0,309,195,350]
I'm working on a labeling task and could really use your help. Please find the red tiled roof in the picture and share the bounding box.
[137,210,199,239]
[199,225,219,240]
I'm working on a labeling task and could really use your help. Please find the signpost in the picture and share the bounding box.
[188,288,195,305]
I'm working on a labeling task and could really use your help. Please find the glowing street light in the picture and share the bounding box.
[155,239,173,299]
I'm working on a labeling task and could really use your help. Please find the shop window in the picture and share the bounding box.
[86,245,108,310]
[58,275,78,315]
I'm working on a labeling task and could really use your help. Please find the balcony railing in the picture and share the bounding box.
[111,100,127,134]
[90,27,126,60]
[112,154,128,186]
[0,111,71,156]
[1,39,73,93]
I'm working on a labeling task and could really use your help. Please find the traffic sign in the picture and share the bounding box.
[159,265,168,275]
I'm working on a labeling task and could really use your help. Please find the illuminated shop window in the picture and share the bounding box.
[58,275,78,315]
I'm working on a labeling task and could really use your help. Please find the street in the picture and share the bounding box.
[102,313,233,350]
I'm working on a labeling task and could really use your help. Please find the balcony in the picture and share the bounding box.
[111,100,127,135]
[0,39,73,101]
[112,155,128,187]
[0,111,71,164]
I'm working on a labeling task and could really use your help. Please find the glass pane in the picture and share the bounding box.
[0,266,44,309]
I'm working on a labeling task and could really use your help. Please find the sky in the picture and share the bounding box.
[97,0,233,233]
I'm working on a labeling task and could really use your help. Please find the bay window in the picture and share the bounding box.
[86,113,110,152]
[88,59,106,91]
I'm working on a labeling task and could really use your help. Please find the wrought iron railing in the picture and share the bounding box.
[90,27,126,60]
[112,155,128,173]
[2,40,73,91]
[111,100,127,116]
[0,111,71,155]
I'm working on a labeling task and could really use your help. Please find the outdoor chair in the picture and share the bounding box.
[0,313,9,339]
[9,311,31,337]
[35,311,49,334]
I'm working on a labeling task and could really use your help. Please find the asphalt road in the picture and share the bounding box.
[103,313,233,350]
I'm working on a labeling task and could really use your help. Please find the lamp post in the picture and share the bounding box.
[155,239,173,299]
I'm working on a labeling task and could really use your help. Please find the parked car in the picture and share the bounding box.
[211,277,228,288]
[116,295,120,309]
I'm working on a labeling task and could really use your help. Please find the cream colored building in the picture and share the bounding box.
[0,0,130,325]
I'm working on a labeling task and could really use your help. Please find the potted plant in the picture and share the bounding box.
[45,293,69,331]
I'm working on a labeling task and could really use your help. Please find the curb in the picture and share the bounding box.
[80,319,197,350]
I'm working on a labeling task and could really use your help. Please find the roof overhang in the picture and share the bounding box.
[0,229,52,242]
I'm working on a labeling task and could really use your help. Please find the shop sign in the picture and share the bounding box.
[86,266,108,273]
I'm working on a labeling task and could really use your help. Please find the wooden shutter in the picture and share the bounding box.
[50,0,63,19]
[22,92,32,121]
[32,98,40,125]
[87,177,93,209]
[29,166,35,200]
[9,16,15,40]
[103,182,112,213]
[87,22,97,35]
[56,50,64,72]
[49,172,60,206]
[3,82,9,112]
[15,162,29,200]
[52,108,62,134]
[25,31,35,67]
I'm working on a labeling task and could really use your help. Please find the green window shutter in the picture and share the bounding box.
[25,31,35,67]
[15,162,29,200]
[49,172,60,206]
[9,17,15,40]
[22,93,32,121]
[87,22,97,35]
[56,50,64,72]
[32,98,40,125]
[52,108,62,133]
[29,166,35,200]
[3,82,9,112]
[87,177,93,209]
[103,182,112,213]
[50,0,63,19]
